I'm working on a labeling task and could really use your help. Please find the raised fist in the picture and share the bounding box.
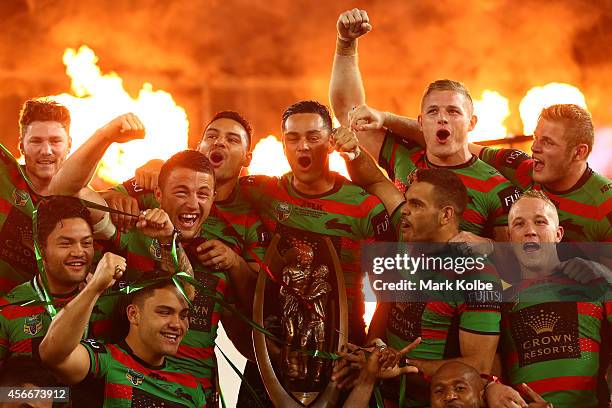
[136,208,175,242]
[337,9,372,41]
[90,252,126,293]
[348,104,386,132]
[332,127,360,160]
[97,113,145,144]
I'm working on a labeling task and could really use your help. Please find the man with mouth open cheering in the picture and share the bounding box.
[329,9,521,243]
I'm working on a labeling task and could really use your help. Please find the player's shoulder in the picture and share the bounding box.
[3,280,35,304]
[584,168,612,200]
[468,157,520,188]
[333,173,385,208]
[239,174,279,188]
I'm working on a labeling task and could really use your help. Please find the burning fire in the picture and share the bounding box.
[519,83,588,135]
[52,46,189,185]
[470,90,510,141]
[248,135,350,179]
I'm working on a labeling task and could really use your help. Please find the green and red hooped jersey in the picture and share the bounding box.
[0,144,41,295]
[384,263,502,407]
[379,131,522,238]
[479,147,612,242]
[97,228,227,391]
[82,340,207,408]
[239,172,396,342]
[501,278,611,408]
[0,278,116,361]
[112,178,269,263]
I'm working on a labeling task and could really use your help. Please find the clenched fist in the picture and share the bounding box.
[90,252,126,293]
[97,113,145,144]
[337,9,372,41]
[136,208,175,243]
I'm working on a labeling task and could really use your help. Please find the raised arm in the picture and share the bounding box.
[39,252,125,384]
[48,113,145,196]
[334,127,403,215]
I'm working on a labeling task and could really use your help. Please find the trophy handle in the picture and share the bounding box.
[253,235,347,408]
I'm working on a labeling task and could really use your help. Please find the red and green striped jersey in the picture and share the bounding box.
[240,172,395,342]
[379,131,522,238]
[82,340,206,407]
[0,277,115,361]
[384,262,502,407]
[501,277,612,407]
[99,229,228,392]
[112,178,268,262]
[479,147,612,242]
[0,144,40,295]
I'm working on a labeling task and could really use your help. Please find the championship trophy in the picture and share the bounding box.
[253,234,348,407]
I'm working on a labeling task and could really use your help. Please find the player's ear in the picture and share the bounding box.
[154,185,162,203]
[468,114,478,132]
[244,151,252,167]
[573,143,589,161]
[126,304,139,325]
[439,205,454,226]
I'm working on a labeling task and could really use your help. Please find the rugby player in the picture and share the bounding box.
[0,99,72,294]
[329,9,521,242]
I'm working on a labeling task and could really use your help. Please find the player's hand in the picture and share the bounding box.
[485,383,528,408]
[337,9,372,41]
[449,231,494,256]
[554,257,612,284]
[332,343,364,389]
[348,104,386,132]
[518,383,553,407]
[135,159,164,191]
[136,208,174,242]
[90,253,126,293]
[97,113,145,144]
[332,127,361,160]
[370,337,421,375]
[196,240,240,271]
[101,191,140,232]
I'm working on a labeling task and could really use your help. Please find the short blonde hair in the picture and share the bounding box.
[510,189,559,226]
[421,79,473,112]
[538,104,594,155]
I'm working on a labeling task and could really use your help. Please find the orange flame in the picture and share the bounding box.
[519,82,588,135]
[52,46,189,185]
[470,90,510,141]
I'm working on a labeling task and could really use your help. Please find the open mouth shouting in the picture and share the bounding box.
[297,155,312,171]
[435,129,451,144]
[177,213,199,230]
[208,150,226,167]
[522,242,541,253]
[533,157,544,172]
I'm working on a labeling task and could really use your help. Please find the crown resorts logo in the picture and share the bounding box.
[526,309,560,335]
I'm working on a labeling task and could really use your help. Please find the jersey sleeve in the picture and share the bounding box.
[483,177,523,229]
[242,215,269,263]
[479,147,534,190]
[362,197,397,242]
[458,263,502,334]
[110,178,160,210]
[378,130,422,189]
[81,339,110,379]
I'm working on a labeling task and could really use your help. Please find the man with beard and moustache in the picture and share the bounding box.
[0,196,118,407]
[0,98,72,295]
[234,100,395,406]
[483,190,611,408]
[331,133,502,406]
[329,9,521,243]
[48,122,243,405]
[39,262,208,407]
[99,111,266,362]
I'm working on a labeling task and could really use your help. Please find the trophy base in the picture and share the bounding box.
[291,391,319,406]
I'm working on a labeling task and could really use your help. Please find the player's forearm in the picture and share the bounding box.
[346,148,388,189]
[343,371,377,408]
[365,302,389,345]
[383,113,425,147]
[48,129,114,195]
[330,37,366,127]
[40,285,101,366]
